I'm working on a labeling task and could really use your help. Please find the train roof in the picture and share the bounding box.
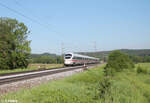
[65,52,99,60]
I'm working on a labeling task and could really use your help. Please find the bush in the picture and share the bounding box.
[105,50,135,72]
[104,67,115,76]
[137,66,148,74]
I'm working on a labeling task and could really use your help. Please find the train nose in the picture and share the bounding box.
[65,60,73,65]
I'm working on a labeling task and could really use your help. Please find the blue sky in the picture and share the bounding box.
[0,0,150,54]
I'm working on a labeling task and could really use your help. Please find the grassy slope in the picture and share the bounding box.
[0,64,63,75]
[109,70,150,103]
[0,63,150,103]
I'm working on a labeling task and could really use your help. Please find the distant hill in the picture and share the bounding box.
[29,49,150,63]
[30,49,150,59]
[77,49,150,59]
[30,53,57,58]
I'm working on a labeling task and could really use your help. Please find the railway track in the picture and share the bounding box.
[0,64,97,85]
[0,66,64,76]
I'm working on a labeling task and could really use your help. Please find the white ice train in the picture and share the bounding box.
[64,53,99,66]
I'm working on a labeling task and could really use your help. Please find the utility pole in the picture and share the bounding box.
[61,42,64,55]
[94,41,97,57]
[94,41,97,52]
[61,42,64,63]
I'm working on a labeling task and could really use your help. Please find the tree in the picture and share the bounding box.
[0,17,31,69]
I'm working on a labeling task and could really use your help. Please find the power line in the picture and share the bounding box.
[0,1,66,40]
[0,2,51,30]
[13,0,53,28]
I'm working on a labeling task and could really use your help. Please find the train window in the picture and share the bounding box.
[76,57,81,60]
[65,57,71,59]
[73,56,77,59]
[65,54,72,57]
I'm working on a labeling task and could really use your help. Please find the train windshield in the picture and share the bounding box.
[65,54,72,56]
[65,57,71,59]
[65,54,72,59]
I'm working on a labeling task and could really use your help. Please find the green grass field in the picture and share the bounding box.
[0,63,150,103]
[0,64,63,75]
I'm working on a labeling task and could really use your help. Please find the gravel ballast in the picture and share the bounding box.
[0,68,83,97]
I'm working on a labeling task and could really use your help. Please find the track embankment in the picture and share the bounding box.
[0,64,100,97]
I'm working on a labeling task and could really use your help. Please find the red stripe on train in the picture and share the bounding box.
[72,60,94,62]
[72,60,81,61]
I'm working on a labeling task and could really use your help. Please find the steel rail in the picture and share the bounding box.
[0,66,65,77]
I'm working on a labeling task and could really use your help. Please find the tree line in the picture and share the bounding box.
[79,49,150,63]
[99,53,150,63]
[30,55,63,64]
[129,55,150,63]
